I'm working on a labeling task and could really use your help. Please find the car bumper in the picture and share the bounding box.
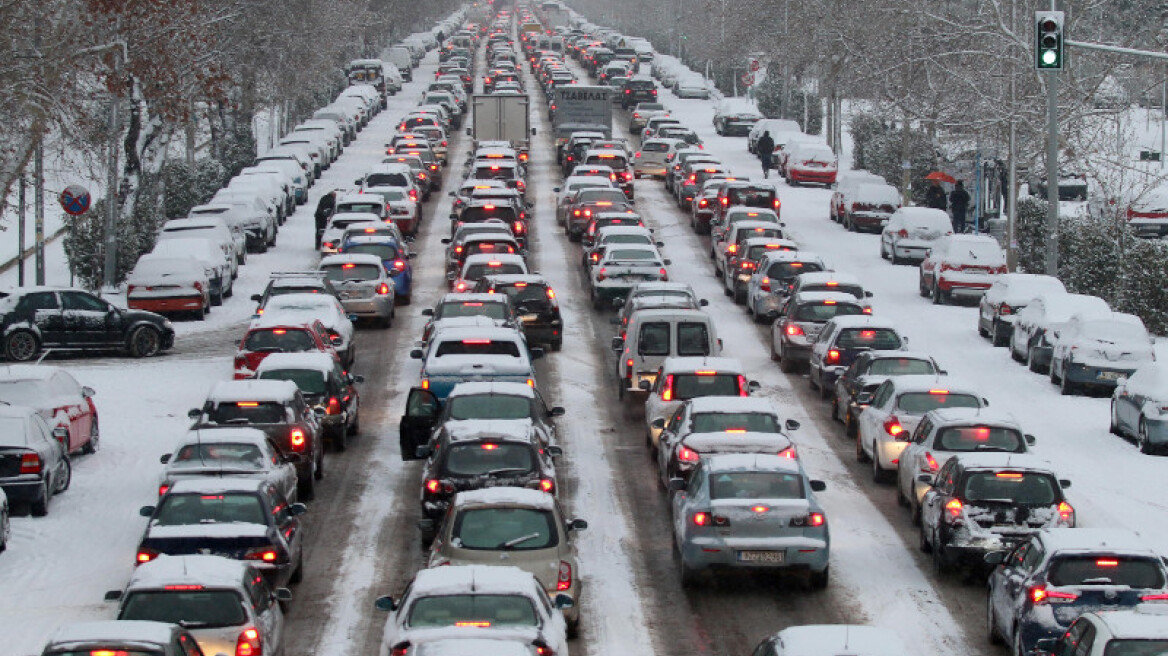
[850,212,892,229]
[519,319,562,345]
[340,296,394,318]
[0,477,47,502]
[1065,362,1138,390]
[128,295,206,313]
[874,439,910,469]
[938,278,993,296]
[635,163,667,177]
[789,169,837,184]
[752,292,785,318]
[680,535,829,572]
[937,532,1028,568]
[781,341,812,363]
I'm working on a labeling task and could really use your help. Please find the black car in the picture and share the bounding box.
[0,405,71,516]
[474,274,564,350]
[620,77,658,109]
[250,271,340,315]
[832,351,943,436]
[136,478,306,588]
[254,352,363,452]
[0,287,175,362]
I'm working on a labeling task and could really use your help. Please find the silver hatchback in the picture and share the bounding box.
[318,253,395,328]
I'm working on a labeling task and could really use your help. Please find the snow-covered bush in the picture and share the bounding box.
[849,112,933,203]
[162,158,227,219]
[754,75,822,135]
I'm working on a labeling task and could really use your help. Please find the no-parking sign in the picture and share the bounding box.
[59,185,91,215]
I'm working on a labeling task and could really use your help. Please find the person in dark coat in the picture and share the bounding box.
[949,180,971,233]
[925,180,948,212]
[756,131,775,178]
[314,191,336,248]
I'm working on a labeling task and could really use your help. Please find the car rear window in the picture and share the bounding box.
[321,263,381,282]
[436,301,508,321]
[342,243,400,261]
[672,373,741,399]
[365,173,411,187]
[170,442,266,468]
[497,283,552,309]
[461,206,519,222]
[933,425,1025,451]
[434,339,520,357]
[464,264,525,280]
[443,442,535,476]
[960,471,1058,505]
[447,395,530,420]
[794,302,865,322]
[465,241,518,257]
[691,412,779,433]
[642,142,669,152]
[638,322,670,356]
[153,492,266,526]
[586,155,628,169]
[451,507,558,550]
[120,589,247,627]
[243,328,316,353]
[408,594,538,628]
[607,248,656,261]
[337,202,384,214]
[896,393,981,415]
[677,322,711,356]
[867,358,936,376]
[207,401,287,425]
[474,166,517,180]
[626,80,655,90]
[746,244,795,260]
[835,328,901,349]
[766,262,823,279]
[259,369,328,395]
[1048,557,1166,588]
[709,472,804,500]
[580,189,627,204]
[727,187,776,206]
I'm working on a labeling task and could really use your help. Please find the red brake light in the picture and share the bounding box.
[158,484,169,496]
[19,453,41,474]
[883,416,904,437]
[1030,586,1079,604]
[136,548,159,564]
[1058,501,1075,525]
[692,511,711,526]
[236,627,262,656]
[944,498,963,518]
[737,374,750,397]
[678,446,699,462]
[923,451,939,473]
[539,478,555,493]
[825,349,841,364]
[557,561,572,590]
[393,259,406,271]
[290,429,306,451]
[662,374,675,402]
[377,283,390,295]
[327,397,341,415]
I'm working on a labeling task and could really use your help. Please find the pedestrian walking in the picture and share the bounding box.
[314,191,336,249]
[949,180,971,234]
[925,180,948,212]
[756,131,775,179]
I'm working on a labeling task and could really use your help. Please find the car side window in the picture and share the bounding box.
[872,382,893,408]
[936,462,957,494]
[687,467,704,497]
[18,291,59,312]
[667,407,685,432]
[1008,543,1030,570]
[1071,622,1095,656]
[1022,542,1045,572]
[61,291,108,312]
[913,418,932,443]
[179,632,205,656]
[815,325,836,345]
[247,568,274,609]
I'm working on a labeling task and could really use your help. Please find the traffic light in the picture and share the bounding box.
[1035,11,1064,70]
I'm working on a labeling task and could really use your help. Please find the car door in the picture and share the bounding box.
[989,540,1032,639]
[31,414,67,484]
[859,381,895,448]
[922,460,957,535]
[59,290,115,347]
[269,485,302,563]
[50,371,91,453]
[399,388,441,461]
[15,290,65,345]
[247,564,285,655]
[264,437,298,503]
[532,389,559,445]
[808,323,838,380]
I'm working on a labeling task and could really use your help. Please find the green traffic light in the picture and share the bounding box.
[1042,50,1058,66]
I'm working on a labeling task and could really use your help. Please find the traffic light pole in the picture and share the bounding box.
[1044,72,1059,276]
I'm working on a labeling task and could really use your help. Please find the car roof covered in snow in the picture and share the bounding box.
[408,565,541,598]
[682,431,793,453]
[430,323,524,342]
[442,419,536,444]
[447,382,536,399]
[922,406,1020,428]
[320,253,385,268]
[627,307,710,323]
[165,477,269,495]
[882,375,981,395]
[948,452,1056,474]
[660,356,745,374]
[685,396,779,415]
[796,270,863,285]
[792,291,867,305]
[704,453,802,475]
[46,620,179,648]
[254,352,338,375]
[127,554,250,591]
[767,625,909,656]
[1035,527,1159,556]
[481,274,552,287]
[177,427,271,446]
[758,250,826,265]
[207,379,300,403]
[452,488,557,511]
[630,281,696,295]
[439,293,507,305]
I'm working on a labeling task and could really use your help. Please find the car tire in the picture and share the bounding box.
[551,339,563,352]
[891,250,902,265]
[0,507,8,552]
[779,347,795,373]
[931,530,946,574]
[333,427,346,453]
[978,319,990,338]
[290,559,304,584]
[808,368,819,390]
[896,483,909,507]
[1109,402,1123,437]
[1139,419,1153,455]
[845,410,858,438]
[128,326,162,358]
[918,523,931,553]
[210,288,224,306]
[872,450,890,484]
[299,468,316,502]
[30,477,50,517]
[855,433,869,463]
[830,396,841,423]
[1059,366,1077,396]
[932,281,944,305]
[3,330,39,362]
[992,321,1010,347]
[378,314,392,329]
[398,294,411,306]
[919,276,929,298]
[987,595,1004,645]
[81,421,100,455]
[1011,343,1025,363]
[674,540,699,588]
[1028,347,1045,374]
[314,451,324,480]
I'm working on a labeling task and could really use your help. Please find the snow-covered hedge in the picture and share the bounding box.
[754,75,822,135]
[850,113,934,204]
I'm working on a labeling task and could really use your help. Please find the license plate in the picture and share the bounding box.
[521,314,539,323]
[1098,371,1122,380]
[737,550,785,563]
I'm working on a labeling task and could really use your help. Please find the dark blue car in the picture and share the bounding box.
[339,234,416,305]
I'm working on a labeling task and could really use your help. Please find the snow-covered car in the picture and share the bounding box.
[232,168,295,218]
[1049,312,1155,396]
[251,271,340,316]
[318,253,397,328]
[670,454,829,587]
[751,625,910,656]
[589,244,670,310]
[633,137,679,178]
[672,76,710,99]
[293,120,343,159]
[39,621,205,656]
[108,554,290,656]
[320,212,383,255]
[410,322,542,401]
[0,405,70,516]
[334,192,389,221]
[712,101,762,136]
[723,237,799,301]
[745,250,829,322]
[135,478,306,588]
[807,316,907,397]
[918,234,1006,304]
[747,119,802,153]
[919,452,1073,573]
[148,238,233,306]
[451,253,528,293]
[0,365,99,455]
[1030,607,1168,656]
[977,274,1066,346]
[424,489,586,635]
[1009,292,1111,373]
[158,427,298,502]
[189,379,324,499]
[842,182,901,232]
[853,375,987,483]
[188,200,274,253]
[255,352,362,451]
[710,207,780,252]
[158,216,245,268]
[125,254,212,319]
[614,308,721,399]
[770,291,870,374]
[642,356,757,448]
[986,528,1168,656]
[897,408,1036,520]
[714,220,787,284]
[374,565,572,656]
[830,170,886,223]
[338,232,416,304]
[1111,360,1168,454]
[232,315,342,380]
[1125,186,1168,238]
[879,207,952,264]
[251,158,309,205]
[783,142,838,186]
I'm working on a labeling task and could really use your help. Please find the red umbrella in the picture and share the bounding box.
[925,171,956,184]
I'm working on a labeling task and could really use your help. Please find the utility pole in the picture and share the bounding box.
[1044,71,1059,276]
[34,137,44,285]
[103,28,123,291]
[17,175,26,286]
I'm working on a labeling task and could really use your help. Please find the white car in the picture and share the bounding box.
[633,138,681,179]
[375,565,572,656]
[320,212,383,254]
[452,253,528,293]
[879,207,952,264]
[642,356,758,449]
[189,200,274,253]
[158,216,245,269]
[148,238,233,305]
[1049,312,1156,396]
[977,273,1066,346]
[259,292,357,367]
[158,427,299,503]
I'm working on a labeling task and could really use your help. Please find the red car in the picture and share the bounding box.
[0,365,99,454]
[234,316,342,379]
[784,143,839,187]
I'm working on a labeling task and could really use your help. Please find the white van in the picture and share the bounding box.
[612,308,721,399]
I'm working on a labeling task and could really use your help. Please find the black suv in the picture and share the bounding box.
[250,272,340,315]
[621,77,658,109]
[474,274,564,350]
[0,287,174,362]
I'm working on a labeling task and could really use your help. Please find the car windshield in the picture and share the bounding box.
[1048,556,1166,588]
[959,471,1058,505]
[407,594,538,628]
[243,328,316,353]
[206,401,287,425]
[867,358,937,376]
[443,443,535,476]
[170,442,266,468]
[498,284,552,309]
[258,369,328,395]
[766,262,823,280]
[672,374,741,400]
[343,243,400,261]
[434,339,521,357]
[322,263,381,282]
[933,425,1025,452]
[436,301,508,321]
[447,395,531,420]
[120,589,247,628]
[835,328,901,349]
[709,472,804,500]
[450,507,558,550]
[691,412,778,433]
[153,492,266,526]
[728,188,775,206]
[1102,639,1168,656]
[337,202,383,214]
[607,249,657,261]
[794,302,865,322]
[0,380,51,406]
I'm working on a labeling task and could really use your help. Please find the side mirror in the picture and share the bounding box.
[747,380,761,393]
[160,454,172,464]
[651,418,666,429]
[139,505,155,517]
[785,419,801,432]
[416,518,436,532]
[1059,479,1072,489]
[553,187,561,193]
[82,386,95,398]
[638,380,652,391]
[348,314,359,322]
[865,291,874,298]
[550,406,566,417]
[374,595,397,612]
[275,588,293,602]
[447,191,456,198]
[553,593,574,609]
[569,518,588,531]
[409,253,417,259]
[809,480,827,492]
[917,474,935,485]
[446,271,456,281]
[610,336,623,352]
[982,398,990,407]
[188,408,201,420]
[546,445,563,458]
[410,349,424,359]
[421,308,434,316]
[983,551,1007,566]
[663,259,671,266]
[415,445,433,459]
[103,590,123,602]
[250,294,263,303]
[1025,434,1037,445]
[668,477,686,491]
[289,503,308,516]
[699,299,709,306]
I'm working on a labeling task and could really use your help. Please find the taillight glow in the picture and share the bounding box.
[806,512,825,527]
[557,561,572,590]
[19,453,41,474]
[377,283,390,295]
[1031,586,1078,604]
[825,349,841,364]
[1058,501,1075,525]
[944,498,963,519]
[678,446,699,462]
[662,374,675,402]
[540,478,555,493]
[884,416,904,437]
[290,429,306,451]
[692,511,711,526]
[785,324,804,336]
[236,627,262,656]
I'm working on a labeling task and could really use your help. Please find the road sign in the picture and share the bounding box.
[750,59,760,72]
[59,185,91,215]
[742,73,755,86]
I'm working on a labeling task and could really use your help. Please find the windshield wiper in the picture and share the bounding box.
[482,467,530,477]
[499,532,542,549]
